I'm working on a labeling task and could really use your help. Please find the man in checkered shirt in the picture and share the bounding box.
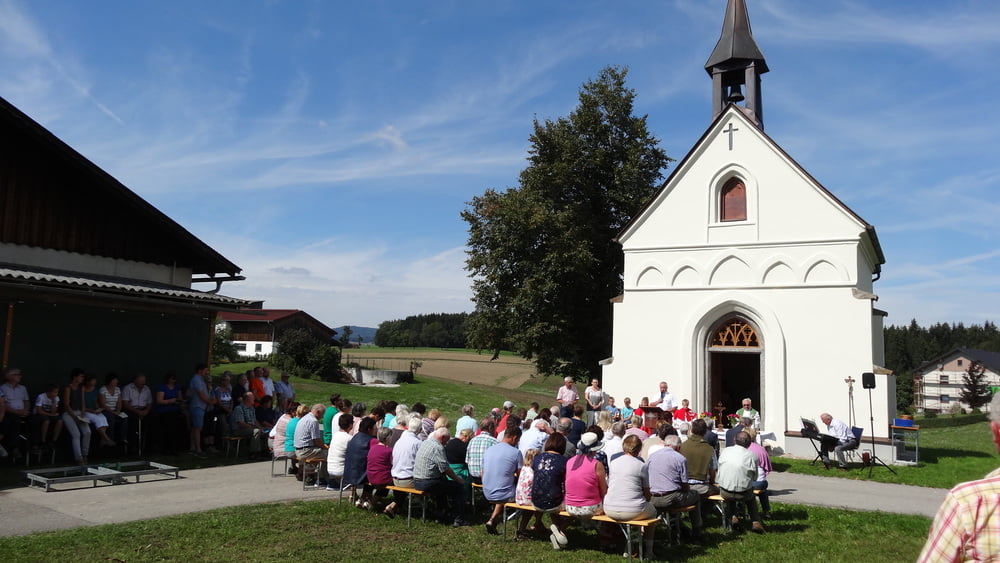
[464,417,498,483]
[918,392,1000,562]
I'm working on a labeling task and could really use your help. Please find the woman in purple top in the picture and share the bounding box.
[367,427,397,516]
[530,432,572,550]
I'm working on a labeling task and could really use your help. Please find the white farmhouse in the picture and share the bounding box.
[603,0,893,456]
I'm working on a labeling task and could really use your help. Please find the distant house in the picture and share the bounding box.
[913,348,1000,413]
[0,95,253,387]
[217,309,337,358]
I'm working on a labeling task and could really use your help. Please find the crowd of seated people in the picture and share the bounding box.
[256,392,765,559]
[0,364,299,464]
[3,368,770,556]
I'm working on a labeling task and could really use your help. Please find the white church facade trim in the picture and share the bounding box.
[603,2,894,456]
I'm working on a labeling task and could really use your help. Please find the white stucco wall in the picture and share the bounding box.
[234,341,274,357]
[604,107,891,445]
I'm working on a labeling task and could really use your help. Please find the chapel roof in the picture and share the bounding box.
[616,105,886,268]
[704,0,769,74]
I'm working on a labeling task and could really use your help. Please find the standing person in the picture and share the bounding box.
[121,374,153,454]
[585,379,605,427]
[649,381,676,412]
[718,430,765,534]
[187,363,216,456]
[231,372,249,406]
[819,412,857,470]
[98,374,126,444]
[210,373,234,446]
[736,398,761,429]
[482,426,523,535]
[61,369,91,464]
[919,392,1000,562]
[556,377,579,418]
[274,372,295,411]
[0,367,30,459]
[530,432,570,550]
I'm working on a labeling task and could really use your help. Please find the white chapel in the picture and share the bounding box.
[603,0,895,454]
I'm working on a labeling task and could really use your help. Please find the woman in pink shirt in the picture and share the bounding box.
[563,431,613,549]
[367,427,396,516]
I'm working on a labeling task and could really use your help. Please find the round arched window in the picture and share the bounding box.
[720,177,747,222]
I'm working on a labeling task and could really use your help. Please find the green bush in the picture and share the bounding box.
[917,412,987,428]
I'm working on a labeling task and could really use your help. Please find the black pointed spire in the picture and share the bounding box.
[705,0,768,128]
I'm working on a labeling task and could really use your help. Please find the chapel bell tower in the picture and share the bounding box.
[705,0,768,129]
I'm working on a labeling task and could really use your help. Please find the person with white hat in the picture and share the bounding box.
[563,431,612,548]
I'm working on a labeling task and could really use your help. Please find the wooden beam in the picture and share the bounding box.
[2,302,12,369]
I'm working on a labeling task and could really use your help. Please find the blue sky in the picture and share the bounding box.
[1,0,998,329]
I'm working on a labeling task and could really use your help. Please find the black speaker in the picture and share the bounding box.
[862,372,876,389]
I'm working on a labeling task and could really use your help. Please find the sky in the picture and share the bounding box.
[0,0,998,329]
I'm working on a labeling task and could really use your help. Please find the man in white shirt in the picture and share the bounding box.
[819,413,857,470]
[122,374,153,453]
[556,377,578,418]
[649,381,676,412]
[717,431,764,534]
[518,418,551,455]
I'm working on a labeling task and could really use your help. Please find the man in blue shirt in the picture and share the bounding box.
[481,426,523,535]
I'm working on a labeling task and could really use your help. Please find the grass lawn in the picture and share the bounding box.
[780,416,998,489]
[0,497,930,562]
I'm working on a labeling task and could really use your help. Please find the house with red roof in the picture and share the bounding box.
[217,309,337,358]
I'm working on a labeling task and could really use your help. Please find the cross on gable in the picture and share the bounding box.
[723,122,739,150]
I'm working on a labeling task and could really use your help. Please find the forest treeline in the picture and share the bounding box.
[374,313,469,348]
[887,320,1000,411]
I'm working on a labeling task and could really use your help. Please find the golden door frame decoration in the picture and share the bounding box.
[710,317,761,348]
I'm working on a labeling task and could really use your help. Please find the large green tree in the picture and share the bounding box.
[462,66,671,380]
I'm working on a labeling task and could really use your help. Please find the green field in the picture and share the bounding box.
[0,497,931,562]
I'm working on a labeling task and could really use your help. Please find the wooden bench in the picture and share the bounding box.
[593,514,661,561]
[386,485,427,527]
[271,451,294,478]
[225,435,245,457]
[470,482,483,511]
[657,504,697,545]
[501,503,660,560]
[708,491,762,532]
[301,458,325,491]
